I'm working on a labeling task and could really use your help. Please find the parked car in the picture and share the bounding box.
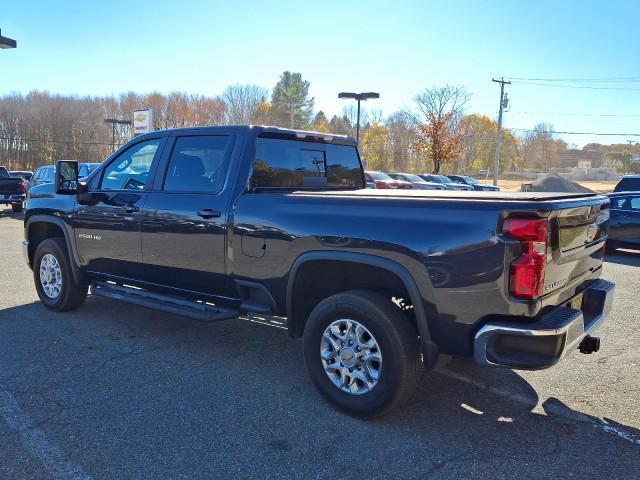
[388,173,445,190]
[383,173,414,189]
[0,166,26,212]
[447,174,500,191]
[420,174,473,191]
[30,162,101,190]
[607,192,640,252]
[364,171,400,189]
[614,175,640,192]
[10,170,33,182]
[23,125,614,417]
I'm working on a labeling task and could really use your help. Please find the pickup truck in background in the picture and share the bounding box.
[0,166,26,212]
[23,126,615,417]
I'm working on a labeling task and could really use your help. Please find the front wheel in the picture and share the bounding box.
[303,290,422,418]
[33,238,88,312]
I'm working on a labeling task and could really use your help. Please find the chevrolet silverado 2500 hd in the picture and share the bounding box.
[23,126,615,416]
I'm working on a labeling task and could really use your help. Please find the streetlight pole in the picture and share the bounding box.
[338,92,380,145]
[104,118,133,152]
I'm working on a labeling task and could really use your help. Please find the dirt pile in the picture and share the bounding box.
[524,173,594,193]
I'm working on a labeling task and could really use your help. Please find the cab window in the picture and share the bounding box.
[163,135,233,193]
[100,139,162,190]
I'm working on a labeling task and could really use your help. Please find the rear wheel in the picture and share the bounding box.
[303,290,422,417]
[33,238,88,311]
[11,203,23,213]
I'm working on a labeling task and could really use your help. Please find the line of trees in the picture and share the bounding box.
[1,71,639,173]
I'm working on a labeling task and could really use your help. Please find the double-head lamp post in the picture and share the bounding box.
[0,29,17,49]
[338,92,380,145]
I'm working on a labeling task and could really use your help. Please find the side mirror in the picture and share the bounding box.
[55,160,79,195]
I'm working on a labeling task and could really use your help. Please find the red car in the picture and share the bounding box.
[364,171,396,189]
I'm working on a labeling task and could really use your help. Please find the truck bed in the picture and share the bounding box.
[293,188,601,202]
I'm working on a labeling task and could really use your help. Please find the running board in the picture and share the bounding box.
[90,281,239,322]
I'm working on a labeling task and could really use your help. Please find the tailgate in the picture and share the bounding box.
[0,178,23,195]
[543,198,609,296]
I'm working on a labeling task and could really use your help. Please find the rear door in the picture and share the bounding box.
[139,133,237,298]
[73,137,166,279]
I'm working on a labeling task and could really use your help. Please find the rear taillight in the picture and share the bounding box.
[20,179,26,193]
[503,217,548,299]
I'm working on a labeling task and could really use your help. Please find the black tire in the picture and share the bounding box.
[11,203,23,213]
[33,237,88,312]
[303,290,422,418]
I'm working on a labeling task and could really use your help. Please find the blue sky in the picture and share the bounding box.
[2,0,639,147]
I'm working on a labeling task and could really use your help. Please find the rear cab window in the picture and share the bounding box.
[251,136,364,190]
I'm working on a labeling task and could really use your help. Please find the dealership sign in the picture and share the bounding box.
[133,108,153,135]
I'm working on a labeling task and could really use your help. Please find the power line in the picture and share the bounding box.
[0,135,116,146]
[507,128,640,137]
[510,111,640,117]
[510,80,640,91]
[505,75,640,83]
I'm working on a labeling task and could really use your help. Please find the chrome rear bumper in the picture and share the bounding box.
[474,279,615,369]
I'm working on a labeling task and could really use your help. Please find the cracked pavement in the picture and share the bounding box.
[1,213,639,479]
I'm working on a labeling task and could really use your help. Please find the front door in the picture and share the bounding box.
[140,133,237,298]
[73,137,165,279]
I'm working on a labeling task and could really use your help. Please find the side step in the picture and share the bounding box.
[90,281,239,322]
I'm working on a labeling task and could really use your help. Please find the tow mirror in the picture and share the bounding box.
[55,160,79,195]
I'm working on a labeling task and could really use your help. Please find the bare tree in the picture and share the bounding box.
[222,84,269,124]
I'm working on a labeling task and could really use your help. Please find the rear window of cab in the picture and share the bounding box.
[252,138,364,189]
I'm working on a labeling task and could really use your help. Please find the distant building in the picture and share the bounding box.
[556,149,603,168]
[577,160,592,169]
[632,154,640,164]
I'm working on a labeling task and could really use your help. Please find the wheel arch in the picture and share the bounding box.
[286,251,439,368]
[26,215,85,285]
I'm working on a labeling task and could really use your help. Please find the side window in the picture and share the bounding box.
[252,138,363,189]
[163,135,233,193]
[631,198,640,210]
[100,139,161,191]
[612,198,627,210]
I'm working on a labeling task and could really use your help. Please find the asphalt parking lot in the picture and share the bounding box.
[1,212,639,479]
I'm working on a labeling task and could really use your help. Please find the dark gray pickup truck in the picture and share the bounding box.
[0,166,26,212]
[23,126,615,416]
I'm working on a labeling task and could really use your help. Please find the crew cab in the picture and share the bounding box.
[23,126,615,417]
[0,166,26,212]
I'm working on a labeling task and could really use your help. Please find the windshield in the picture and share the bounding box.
[369,172,393,181]
[432,175,454,184]
[401,173,426,183]
[0,167,9,178]
[463,176,479,184]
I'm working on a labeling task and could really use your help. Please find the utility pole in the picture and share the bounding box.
[492,77,511,186]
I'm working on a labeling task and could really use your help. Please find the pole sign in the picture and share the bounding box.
[133,108,153,136]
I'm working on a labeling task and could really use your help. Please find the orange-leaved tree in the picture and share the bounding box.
[412,85,469,174]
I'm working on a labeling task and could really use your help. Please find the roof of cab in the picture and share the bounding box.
[136,124,357,146]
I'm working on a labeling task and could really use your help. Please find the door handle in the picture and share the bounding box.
[122,204,139,213]
[197,209,221,219]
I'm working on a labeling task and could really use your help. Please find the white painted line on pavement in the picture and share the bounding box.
[0,386,94,480]
[435,368,640,447]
